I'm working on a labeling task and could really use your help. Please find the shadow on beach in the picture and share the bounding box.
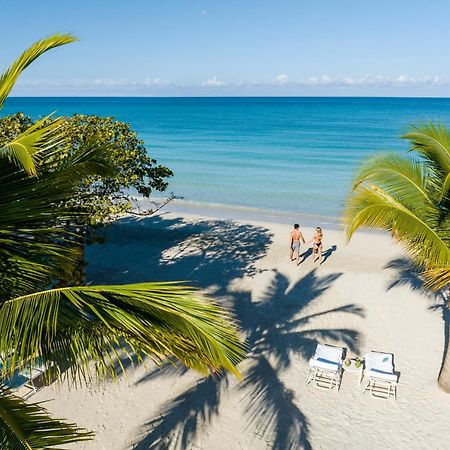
[298,247,312,264]
[321,244,337,264]
[385,257,449,382]
[86,214,269,287]
[86,215,363,450]
[298,244,337,265]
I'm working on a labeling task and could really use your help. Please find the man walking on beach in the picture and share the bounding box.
[289,223,305,265]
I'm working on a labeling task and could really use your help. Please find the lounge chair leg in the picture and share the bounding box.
[306,369,316,387]
[336,372,342,391]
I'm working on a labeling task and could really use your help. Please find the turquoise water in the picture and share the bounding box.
[3,97,450,219]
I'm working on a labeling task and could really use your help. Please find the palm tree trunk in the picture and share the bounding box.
[438,336,450,392]
[438,291,450,393]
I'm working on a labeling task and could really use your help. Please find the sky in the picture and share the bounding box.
[3,0,450,97]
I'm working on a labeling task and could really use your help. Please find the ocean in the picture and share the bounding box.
[3,97,450,224]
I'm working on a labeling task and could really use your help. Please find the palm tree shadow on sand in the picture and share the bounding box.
[385,258,449,379]
[133,270,363,450]
[86,215,363,450]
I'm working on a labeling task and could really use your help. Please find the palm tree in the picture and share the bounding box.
[0,34,244,449]
[344,123,450,391]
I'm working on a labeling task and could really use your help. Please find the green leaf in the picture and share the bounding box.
[403,122,450,198]
[0,34,77,110]
[345,184,449,270]
[423,267,450,291]
[0,135,117,298]
[0,283,245,382]
[0,30,245,450]
[345,121,450,291]
[351,152,433,207]
[0,386,93,450]
[0,116,65,176]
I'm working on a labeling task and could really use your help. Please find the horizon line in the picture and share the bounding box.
[7,94,450,99]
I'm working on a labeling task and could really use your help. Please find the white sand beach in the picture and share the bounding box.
[33,212,450,450]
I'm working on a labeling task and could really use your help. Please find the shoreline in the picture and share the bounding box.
[138,196,345,230]
[6,97,450,226]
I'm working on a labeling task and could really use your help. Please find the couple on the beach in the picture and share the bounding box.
[289,224,324,265]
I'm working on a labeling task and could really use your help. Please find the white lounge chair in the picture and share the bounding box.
[362,351,398,400]
[1,358,58,399]
[306,343,344,391]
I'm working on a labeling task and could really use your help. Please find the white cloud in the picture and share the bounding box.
[15,77,173,89]
[295,74,443,87]
[91,77,170,87]
[13,74,447,94]
[274,73,289,85]
[202,76,225,87]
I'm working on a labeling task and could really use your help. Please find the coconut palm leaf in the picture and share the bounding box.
[0,34,77,110]
[0,137,116,298]
[0,34,77,177]
[0,136,114,228]
[0,283,245,381]
[345,122,450,291]
[403,123,450,175]
[0,116,66,176]
[0,31,245,450]
[423,267,450,291]
[53,137,115,178]
[0,386,93,450]
[403,123,450,204]
[442,173,450,206]
[351,153,434,207]
[346,184,449,269]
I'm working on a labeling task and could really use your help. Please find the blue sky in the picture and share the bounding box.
[4,0,450,96]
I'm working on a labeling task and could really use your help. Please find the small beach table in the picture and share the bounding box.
[343,359,363,384]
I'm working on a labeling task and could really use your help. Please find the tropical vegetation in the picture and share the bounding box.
[344,123,450,391]
[0,112,175,286]
[0,34,244,449]
[0,112,174,225]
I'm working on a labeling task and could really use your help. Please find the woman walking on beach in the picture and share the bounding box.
[311,227,324,263]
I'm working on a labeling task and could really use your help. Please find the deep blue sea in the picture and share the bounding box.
[3,97,450,222]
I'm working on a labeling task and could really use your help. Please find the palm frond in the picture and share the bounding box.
[0,138,117,298]
[0,386,93,450]
[0,116,65,176]
[423,267,450,292]
[0,135,113,225]
[403,122,450,180]
[0,34,77,109]
[351,152,434,207]
[440,172,450,204]
[345,123,450,292]
[53,136,116,179]
[344,184,449,271]
[0,283,245,381]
